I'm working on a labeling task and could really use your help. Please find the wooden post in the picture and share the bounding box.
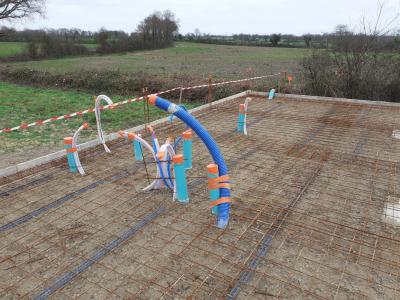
[208,75,213,108]
[179,87,183,105]
[142,87,149,128]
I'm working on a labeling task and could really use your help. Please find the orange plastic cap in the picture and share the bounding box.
[173,154,184,164]
[207,163,218,174]
[148,94,158,105]
[128,133,136,140]
[182,130,192,140]
[157,151,165,160]
[64,137,73,144]
[83,123,89,129]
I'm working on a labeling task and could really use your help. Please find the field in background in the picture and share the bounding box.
[0,42,27,58]
[3,42,307,79]
[0,42,303,166]
[0,41,98,59]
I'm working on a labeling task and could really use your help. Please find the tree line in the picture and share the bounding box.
[178,30,399,50]
[0,10,179,60]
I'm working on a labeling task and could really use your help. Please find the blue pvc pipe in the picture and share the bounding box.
[183,139,192,169]
[237,113,245,133]
[208,171,219,215]
[268,89,276,100]
[174,160,189,203]
[133,139,143,161]
[153,96,231,229]
[64,144,77,173]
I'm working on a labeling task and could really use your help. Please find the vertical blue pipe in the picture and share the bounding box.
[173,155,189,203]
[183,131,192,169]
[207,164,219,215]
[132,134,143,161]
[237,104,245,133]
[64,137,77,173]
[268,89,276,100]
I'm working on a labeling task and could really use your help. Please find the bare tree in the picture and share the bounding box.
[301,1,400,101]
[0,0,45,21]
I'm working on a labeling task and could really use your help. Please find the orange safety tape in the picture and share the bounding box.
[207,175,230,185]
[210,197,231,208]
[1,73,283,134]
[66,147,77,153]
[208,183,231,190]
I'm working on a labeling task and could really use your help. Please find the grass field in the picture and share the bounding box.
[0,42,304,165]
[0,81,199,166]
[0,41,98,58]
[3,42,307,79]
[0,42,27,58]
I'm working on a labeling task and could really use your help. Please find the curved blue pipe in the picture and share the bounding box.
[153,96,231,229]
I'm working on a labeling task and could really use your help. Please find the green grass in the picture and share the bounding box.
[82,43,98,50]
[0,42,27,58]
[0,81,198,153]
[3,42,307,79]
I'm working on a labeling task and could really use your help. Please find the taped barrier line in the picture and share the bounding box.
[0,73,282,134]
[33,205,166,300]
[149,94,231,229]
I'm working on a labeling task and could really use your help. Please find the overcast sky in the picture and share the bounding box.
[6,0,400,35]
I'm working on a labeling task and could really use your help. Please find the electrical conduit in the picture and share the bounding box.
[149,95,231,229]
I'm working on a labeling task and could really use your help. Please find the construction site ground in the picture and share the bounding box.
[1,94,400,299]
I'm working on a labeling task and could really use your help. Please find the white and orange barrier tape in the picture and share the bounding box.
[0,72,283,134]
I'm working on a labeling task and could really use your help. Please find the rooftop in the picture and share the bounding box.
[1,93,400,299]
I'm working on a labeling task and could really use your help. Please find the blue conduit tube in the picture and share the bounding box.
[182,130,193,169]
[149,95,231,229]
[237,104,246,133]
[64,137,77,173]
[132,134,143,161]
[268,88,276,100]
[170,105,189,152]
[173,154,189,203]
[207,164,220,215]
